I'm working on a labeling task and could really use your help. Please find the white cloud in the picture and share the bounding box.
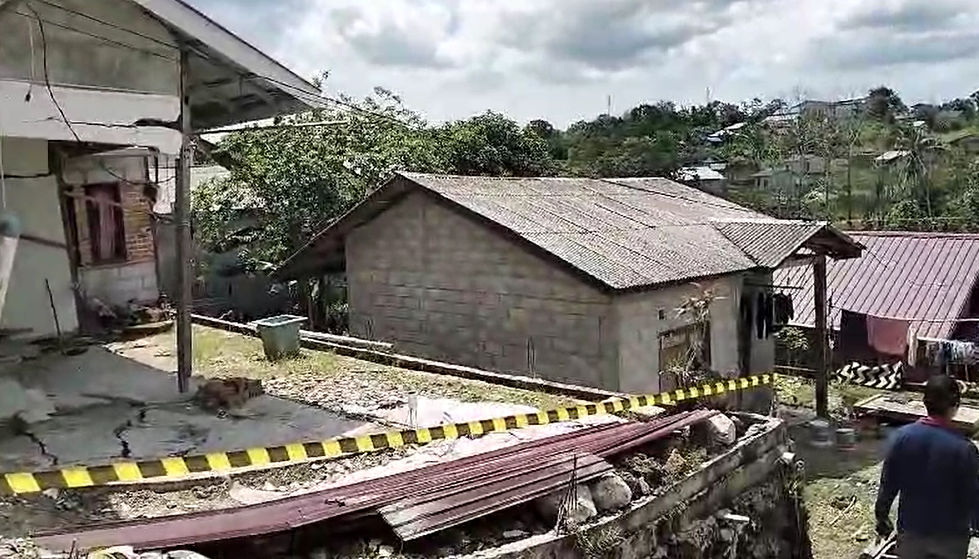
[188,0,979,126]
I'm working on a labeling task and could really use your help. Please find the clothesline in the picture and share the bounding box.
[830,304,979,323]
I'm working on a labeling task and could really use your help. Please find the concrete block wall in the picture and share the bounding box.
[0,137,78,337]
[347,191,618,389]
[79,260,158,307]
[613,275,745,394]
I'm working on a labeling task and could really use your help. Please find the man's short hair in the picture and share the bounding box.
[924,374,961,417]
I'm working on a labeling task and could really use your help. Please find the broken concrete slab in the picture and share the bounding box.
[11,347,197,406]
[367,397,539,429]
[0,346,376,471]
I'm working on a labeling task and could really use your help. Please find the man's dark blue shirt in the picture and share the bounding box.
[875,418,979,537]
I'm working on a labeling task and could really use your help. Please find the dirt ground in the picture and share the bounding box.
[774,375,889,559]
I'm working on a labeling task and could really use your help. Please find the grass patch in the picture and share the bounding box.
[775,374,882,414]
[155,326,577,410]
[804,461,883,559]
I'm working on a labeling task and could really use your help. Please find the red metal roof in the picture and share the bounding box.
[774,232,979,340]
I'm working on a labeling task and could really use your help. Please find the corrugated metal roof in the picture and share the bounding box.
[715,221,826,268]
[773,232,979,340]
[279,173,862,288]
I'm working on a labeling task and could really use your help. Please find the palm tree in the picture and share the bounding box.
[895,125,942,218]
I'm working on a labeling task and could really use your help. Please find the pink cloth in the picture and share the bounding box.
[866,316,910,357]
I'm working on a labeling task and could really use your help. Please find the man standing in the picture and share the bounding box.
[875,375,979,558]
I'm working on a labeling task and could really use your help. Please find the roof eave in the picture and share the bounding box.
[133,0,326,129]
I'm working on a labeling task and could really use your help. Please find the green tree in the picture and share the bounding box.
[947,160,979,230]
[895,125,942,218]
[436,111,556,176]
[866,86,906,123]
[198,87,440,264]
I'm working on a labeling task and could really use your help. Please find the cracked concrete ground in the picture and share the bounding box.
[0,346,374,471]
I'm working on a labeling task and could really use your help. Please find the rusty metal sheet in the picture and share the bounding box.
[381,452,612,540]
[36,411,716,552]
[379,410,717,541]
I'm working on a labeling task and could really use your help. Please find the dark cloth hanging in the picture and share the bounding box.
[756,292,766,338]
[739,294,753,375]
[773,293,794,324]
[866,315,910,358]
[740,294,753,330]
[839,310,870,361]
[763,294,774,338]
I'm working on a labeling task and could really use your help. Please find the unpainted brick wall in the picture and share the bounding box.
[73,182,155,267]
[346,191,618,389]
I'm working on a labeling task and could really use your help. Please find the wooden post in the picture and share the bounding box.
[813,254,829,418]
[175,48,193,393]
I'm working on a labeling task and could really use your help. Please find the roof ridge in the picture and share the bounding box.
[849,231,979,240]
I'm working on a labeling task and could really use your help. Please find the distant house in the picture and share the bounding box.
[706,122,747,144]
[874,150,910,165]
[949,132,979,154]
[678,166,727,195]
[751,156,827,192]
[280,172,860,393]
[774,232,979,343]
[795,98,866,120]
[764,97,866,126]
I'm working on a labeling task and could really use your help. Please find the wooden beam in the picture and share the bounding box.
[175,47,193,393]
[813,254,829,418]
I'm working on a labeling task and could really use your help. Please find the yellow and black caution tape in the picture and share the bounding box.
[0,373,773,495]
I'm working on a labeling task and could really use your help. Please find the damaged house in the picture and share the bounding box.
[279,172,861,393]
[0,0,322,338]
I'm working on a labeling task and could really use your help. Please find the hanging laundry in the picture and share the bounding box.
[773,293,794,325]
[755,292,766,339]
[937,341,953,367]
[866,315,910,358]
[838,310,870,361]
[740,294,753,332]
[949,341,974,363]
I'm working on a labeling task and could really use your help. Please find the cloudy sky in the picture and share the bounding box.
[190,0,979,127]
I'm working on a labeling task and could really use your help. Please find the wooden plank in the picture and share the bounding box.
[854,393,979,433]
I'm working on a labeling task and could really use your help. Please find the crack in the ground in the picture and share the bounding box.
[12,416,59,467]
[113,419,133,459]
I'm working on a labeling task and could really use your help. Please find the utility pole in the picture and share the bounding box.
[813,254,829,418]
[175,47,193,393]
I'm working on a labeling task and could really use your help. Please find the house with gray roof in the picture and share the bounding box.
[280,172,860,393]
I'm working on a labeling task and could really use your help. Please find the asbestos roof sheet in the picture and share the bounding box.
[279,172,861,289]
[773,232,979,340]
[399,174,834,289]
[715,221,826,268]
